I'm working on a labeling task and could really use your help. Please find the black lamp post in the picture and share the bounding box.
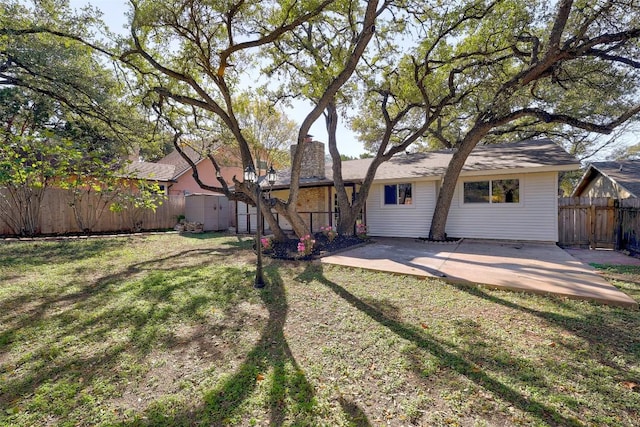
[244,163,277,288]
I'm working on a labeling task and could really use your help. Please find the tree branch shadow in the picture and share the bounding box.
[338,396,372,427]
[128,266,318,426]
[309,264,584,427]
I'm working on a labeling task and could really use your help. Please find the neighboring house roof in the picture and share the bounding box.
[157,145,241,180]
[156,146,202,179]
[272,138,578,188]
[571,160,640,198]
[124,161,176,181]
[124,145,241,183]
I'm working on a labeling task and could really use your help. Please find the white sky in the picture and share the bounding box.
[68,0,365,157]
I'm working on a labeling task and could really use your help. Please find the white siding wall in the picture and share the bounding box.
[365,172,560,241]
[367,180,436,238]
[445,172,559,241]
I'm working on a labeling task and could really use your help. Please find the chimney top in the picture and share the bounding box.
[290,139,325,179]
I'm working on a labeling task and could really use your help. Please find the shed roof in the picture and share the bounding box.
[272,138,578,188]
[572,160,640,198]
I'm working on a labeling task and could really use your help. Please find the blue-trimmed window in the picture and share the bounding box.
[384,183,412,205]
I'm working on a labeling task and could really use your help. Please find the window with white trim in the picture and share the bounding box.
[463,179,519,204]
[384,183,413,205]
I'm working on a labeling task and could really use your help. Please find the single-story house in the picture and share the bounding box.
[124,161,176,193]
[125,145,242,195]
[571,160,640,199]
[253,138,579,242]
[152,145,242,196]
[126,145,243,229]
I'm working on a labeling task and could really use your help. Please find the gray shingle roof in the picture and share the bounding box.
[124,161,176,181]
[574,160,640,198]
[272,138,578,187]
[156,146,203,179]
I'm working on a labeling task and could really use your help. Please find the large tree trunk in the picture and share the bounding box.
[325,101,356,235]
[429,128,490,240]
[284,202,311,237]
[428,157,465,241]
[260,194,288,242]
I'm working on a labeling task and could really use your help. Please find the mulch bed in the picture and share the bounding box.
[262,233,365,260]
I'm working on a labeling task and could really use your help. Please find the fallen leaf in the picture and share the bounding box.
[6,406,19,415]
[256,373,265,381]
[421,322,429,329]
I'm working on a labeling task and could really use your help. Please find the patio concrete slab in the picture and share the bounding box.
[320,238,638,309]
[564,247,640,266]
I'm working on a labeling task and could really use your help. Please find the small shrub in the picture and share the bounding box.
[260,236,273,251]
[320,225,337,242]
[297,234,315,257]
[356,223,367,239]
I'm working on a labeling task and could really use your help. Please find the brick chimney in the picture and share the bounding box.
[290,135,325,179]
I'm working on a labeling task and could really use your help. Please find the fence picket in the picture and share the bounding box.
[558,197,640,254]
[1,187,184,236]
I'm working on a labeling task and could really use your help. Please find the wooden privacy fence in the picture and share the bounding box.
[619,198,640,256]
[558,197,640,255]
[0,187,185,236]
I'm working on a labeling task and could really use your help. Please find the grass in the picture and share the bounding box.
[0,233,639,426]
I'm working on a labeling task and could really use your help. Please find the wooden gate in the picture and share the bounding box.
[558,197,617,248]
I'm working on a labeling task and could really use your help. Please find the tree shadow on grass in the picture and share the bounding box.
[118,265,318,426]
[338,396,372,427]
[0,240,263,416]
[0,238,128,268]
[0,243,251,333]
[1,236,328,425]
[308,264,584,427]
[452,284,640,376]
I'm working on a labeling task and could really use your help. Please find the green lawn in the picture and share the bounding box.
[1,233,639,426]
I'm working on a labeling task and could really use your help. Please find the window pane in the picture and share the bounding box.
[384,185,397,205]
[398,183,412,204]
[492,179,519,203]
[464,181,490,203]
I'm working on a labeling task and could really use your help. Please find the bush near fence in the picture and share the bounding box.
[0,187,185,236]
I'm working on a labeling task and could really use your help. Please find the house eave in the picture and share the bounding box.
[570,164,598,197]
[172,157,206,180]
[269,179,362,191]
[459,163,580,178]
[351,164,581,185]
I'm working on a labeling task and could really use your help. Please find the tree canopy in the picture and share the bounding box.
[0,0,163,159]
[4,0,640,240]
[344,0,640,238]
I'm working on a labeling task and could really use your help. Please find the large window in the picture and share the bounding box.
[463,179,519,204]
[384,183,413,205]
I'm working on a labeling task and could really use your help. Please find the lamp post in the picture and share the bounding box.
[244,163,277,288]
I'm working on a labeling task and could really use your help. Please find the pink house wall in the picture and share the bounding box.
[168,160,243,196]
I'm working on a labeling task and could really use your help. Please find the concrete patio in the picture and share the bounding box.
[320,238,638,308]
